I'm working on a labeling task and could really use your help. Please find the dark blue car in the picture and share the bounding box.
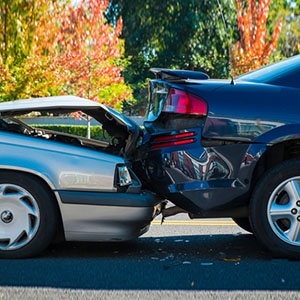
[135,55,300,258]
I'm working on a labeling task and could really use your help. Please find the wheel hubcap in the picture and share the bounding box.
[0,184,40,251]
[267,177,300,246]
[1,210,13,223]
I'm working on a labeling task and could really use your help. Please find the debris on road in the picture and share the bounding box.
[218,252,226,258]
[233,232,243,237]
[223,258,241,262]
[200,262,214,266]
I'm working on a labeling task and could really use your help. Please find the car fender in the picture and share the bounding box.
[239,123,300,187]
[0,131,124,192]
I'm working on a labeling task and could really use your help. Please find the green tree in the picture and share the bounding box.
[269,0,300,58]
[0,0,65,101]
[106,0,237,113]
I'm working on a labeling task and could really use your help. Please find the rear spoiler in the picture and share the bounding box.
[150,68,209,81]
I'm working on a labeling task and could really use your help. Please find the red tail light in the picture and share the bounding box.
[151,138,196,149]
[153,132,196,142]
[151,131,197,149]
[162,88,207,116]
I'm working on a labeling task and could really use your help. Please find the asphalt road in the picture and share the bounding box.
[1,213,300,299]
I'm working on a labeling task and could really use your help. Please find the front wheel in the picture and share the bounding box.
[250,160,300,258]
[0,172,59,258]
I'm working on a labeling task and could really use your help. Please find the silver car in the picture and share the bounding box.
[0,96,160,258]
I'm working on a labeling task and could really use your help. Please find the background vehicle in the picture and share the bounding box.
[0,96,159,258]
[136,55,300,258]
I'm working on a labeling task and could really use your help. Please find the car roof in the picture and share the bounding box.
[0,96,103,114]
[236,55,300,87]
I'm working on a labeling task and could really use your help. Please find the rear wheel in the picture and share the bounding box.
[250,160,300,258]
[0,172,58,258]
[232,217,253,233]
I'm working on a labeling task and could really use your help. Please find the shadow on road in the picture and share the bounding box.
[2,234,300,290]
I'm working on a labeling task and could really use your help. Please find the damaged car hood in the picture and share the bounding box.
[0,96,142,155]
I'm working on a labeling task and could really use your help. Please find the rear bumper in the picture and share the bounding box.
[55,190,160,242]
[163,179,249,217]
[140,128,252,216]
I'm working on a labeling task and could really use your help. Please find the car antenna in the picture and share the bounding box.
[216,0,235,85]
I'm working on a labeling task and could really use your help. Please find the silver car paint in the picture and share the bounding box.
[0,131,123,192]
[57,192,153,241]
[0,96,156,243]
[0,96,105,114]
[0,96,131,130]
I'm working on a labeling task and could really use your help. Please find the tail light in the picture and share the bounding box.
[153,132,196,142]
[151,138,196,149]
[151,131,196,149]
[162,88,207,116]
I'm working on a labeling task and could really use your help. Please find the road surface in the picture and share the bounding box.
[1,213,299,299]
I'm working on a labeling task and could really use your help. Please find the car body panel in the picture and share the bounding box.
[0,96,142,157]
[236,54,300,87]
[55,191,157,242]
[0,96,158,244]
[201,83,299,141]
[0,96,138,133]
[141,55,300,217]
[0,130,122,192]
[141,127,250,215]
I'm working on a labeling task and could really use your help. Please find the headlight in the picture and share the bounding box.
[117,165,132,186]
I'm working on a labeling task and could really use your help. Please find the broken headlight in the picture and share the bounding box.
[117,165,132,186]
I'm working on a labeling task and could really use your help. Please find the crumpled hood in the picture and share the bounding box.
[1,96,142,155]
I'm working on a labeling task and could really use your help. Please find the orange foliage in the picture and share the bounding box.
[231,0,282,76]
[35,0,132,111]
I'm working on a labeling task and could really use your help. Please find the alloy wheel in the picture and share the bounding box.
[267,176,300,246]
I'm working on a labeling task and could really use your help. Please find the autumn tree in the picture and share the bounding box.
[39,0,133,111]
[230,0,282,76]
[0,0,65,101]
[0,0,132,113]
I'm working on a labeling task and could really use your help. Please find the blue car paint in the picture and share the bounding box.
[140,55,300,217]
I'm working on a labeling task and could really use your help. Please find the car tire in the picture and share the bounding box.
[0,172,59,258]
[232,217,253,233]
[250,159,300,258]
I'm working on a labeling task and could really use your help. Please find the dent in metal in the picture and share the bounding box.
[145,132,251,213]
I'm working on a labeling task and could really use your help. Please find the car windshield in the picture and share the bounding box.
[236,55,300,84]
